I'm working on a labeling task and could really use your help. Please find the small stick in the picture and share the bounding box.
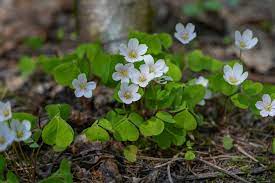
[167,164,174,183]
[198,158,251,183]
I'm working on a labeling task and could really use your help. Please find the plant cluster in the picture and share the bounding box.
[1,22,274,181]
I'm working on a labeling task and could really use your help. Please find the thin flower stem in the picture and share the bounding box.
[18,142,29,163]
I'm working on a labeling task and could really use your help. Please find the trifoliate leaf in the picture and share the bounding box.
[45,104,71,120]
[156,111,176,123]
[123,145,138,162]
[174,110,197,131]
[184,151,196,160]
[223,135,234,150]
[85,124,109,142]
[139,117,164,137]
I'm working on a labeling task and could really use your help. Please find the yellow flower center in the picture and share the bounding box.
[264,105,272,112]
[239,41,246,49]
[182,33,189,40]
[229,76,238,84]
[120,70,128,77]
[139,75,147,82]
[123,91,132,99]
[128,51,137,59]
[16,130,24,138]
[79,83,86,90]
[0,136,6,144]
[3,110,10,117]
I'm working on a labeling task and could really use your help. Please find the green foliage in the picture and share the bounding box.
[187,50,224,72]
[231,93,250,109]
[223,135,234,150]
[39,159,73,183]
[45,104,71,120]
[23,36,44,50]
[139,117,164,137]
[123,145,138,162]
[6,171,19,183]
[84,122,110,142]
[12,112,37,129]
[182,85,205,108]
[242,80,263,96]
[18,56,36,78]
[174,110,197,131]
[0,155,5,180]
[184,151,196,160]
[209,73,238,96]
[129,31,172,54]
[42,116,74,151]
[156,111,175,123]
[166,61,182,82]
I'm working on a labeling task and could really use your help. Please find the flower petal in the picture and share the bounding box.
[86,82,96,90]
[119,44,128,56]
[262,94,271,105]
[235,31,241,42]
[75,89,84,98]
[78,73,87,83]
[247,38,258,49]
[137,44,148,55]
[243,29,253,41]
[255,101,264,110]
[83,90,93,98]
[143,55,154,65]
[175,23,185,33]
[128,38,139,49]
[186,23,195,33]
[233,63,243,77]
[260,110,269,117]
[22,120,31,131]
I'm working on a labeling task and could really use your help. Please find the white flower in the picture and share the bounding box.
[174,23,196,44]
[118,83,141,104]
[0,101,12,122]
[195,76,212,106]
[235,29,258,50]
[0,122,15,152]
[143,55,168,78]
[119,38,148,63]
[223,63,248,86]
[154,76,173,85]
[112,63,135,83]
[131,64,155,88]
[72,73,96,98]
[255,94,275,117]
[10,119,32,142]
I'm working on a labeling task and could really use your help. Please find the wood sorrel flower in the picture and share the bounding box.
[10,119,32,142]
[0,122,15,152]
[195,76,212,106]
[0,101,12,122]
[119,38,148,63]
[112,63,135,83]
[72,73,96,98]
[118,83,141,104]
[131,64,154,88]
[143,55,168,78]
[223,63,248,86]
[255,94,275,117]
[235,29,258,50]
[174,23,196,45]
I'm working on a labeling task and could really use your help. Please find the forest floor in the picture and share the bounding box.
[0,0,274,182]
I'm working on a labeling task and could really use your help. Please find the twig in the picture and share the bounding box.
[235,144,266,168]
[167,164,174,183]
[177,167,266,181]
[198,158,251,183]
[154,158,184,168]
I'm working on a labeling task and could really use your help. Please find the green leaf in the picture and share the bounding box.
[272,138,275,155]
[184,151,196,160]
[223,135,234,150]
[166,61,182,82]
[98,118,113,132]
[18,56,36,78]
[85,124,109,142]
[139,117,164,137]
[6,171,19,183]
[42,116,74,151]
[0,155,5,179]
[182,85,205,108]
[231,93,250,109]
[53,61,80,87]
[23,36,44,50]
[123,145,138,162]
[45,104,71,120]
[174,110,197,131]
[158,33,173,49]
[209,73,238,96]
[242,80,263,96]
[39,159,73,183]
[113,119,139,141]
[203,0,222,11]
[38,55,62,74]
[12,112,37,129]
[182,3,202,17]
[128,112,144,127]
[156,111,175,123]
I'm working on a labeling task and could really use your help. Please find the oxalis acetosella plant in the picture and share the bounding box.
[2,19,273,178]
